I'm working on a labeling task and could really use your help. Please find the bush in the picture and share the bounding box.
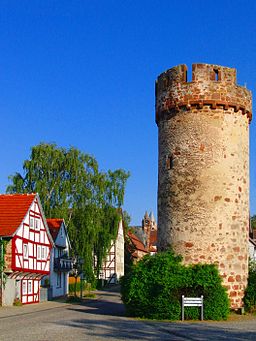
[244,261,256,312]
[69,280,87,294]
[120,251,229,320]
[13,298,22,306]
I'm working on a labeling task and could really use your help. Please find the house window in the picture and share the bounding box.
[41,246,45,260]
[23,244,28,259]
[28,280,32,294]
[22,281,27,295]
[37,245,41,260]
[35,219,40,231]
[58,248,63,258]
[30,218,34,229]
[56,272,61,288]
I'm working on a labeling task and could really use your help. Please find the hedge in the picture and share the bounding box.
[120,251,229,320]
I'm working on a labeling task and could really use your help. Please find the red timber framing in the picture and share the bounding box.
[10,196,52,304]
[102,241,116,283]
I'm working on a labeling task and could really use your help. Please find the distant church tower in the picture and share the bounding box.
[155,63,252,308]
[142,211,157,251]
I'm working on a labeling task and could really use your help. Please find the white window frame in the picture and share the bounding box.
[23,244,28,259]
[22,281,27,295]
[35,218,40,231]
[28,280,32,294]
[37,245,41,260]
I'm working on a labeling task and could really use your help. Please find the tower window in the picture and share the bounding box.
[166,155,174,170]
[214,69,219,81]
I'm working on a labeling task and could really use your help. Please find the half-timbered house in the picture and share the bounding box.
[45,218,72,298]
[0,194,53,305]
[98,218,124,285]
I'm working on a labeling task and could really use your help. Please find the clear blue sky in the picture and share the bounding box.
[0,0,256,225]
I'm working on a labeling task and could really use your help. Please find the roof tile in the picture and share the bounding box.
[47,218,63,241]
[0,194,36,237]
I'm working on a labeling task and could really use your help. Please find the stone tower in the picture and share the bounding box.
[155,63,252,309]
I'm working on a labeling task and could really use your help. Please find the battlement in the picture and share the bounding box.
[156,63,252,124]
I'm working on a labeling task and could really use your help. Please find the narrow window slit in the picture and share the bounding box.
[167,155,174,170]
[214,69,219,81]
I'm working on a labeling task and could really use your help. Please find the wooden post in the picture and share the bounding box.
[201,295,203,321]
[181,295,184,321]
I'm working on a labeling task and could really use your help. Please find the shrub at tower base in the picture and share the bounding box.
[120,251,229,320]
[243,261,256,312]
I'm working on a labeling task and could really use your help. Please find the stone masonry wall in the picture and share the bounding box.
[156,64,252,309]
[4,241,12,272]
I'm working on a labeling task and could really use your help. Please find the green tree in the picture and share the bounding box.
[122,210,131,232]
[244,260,256,312]
[251,215,256,230]
[7,143,130,282]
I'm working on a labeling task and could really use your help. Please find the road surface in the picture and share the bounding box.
[0,288,256,340]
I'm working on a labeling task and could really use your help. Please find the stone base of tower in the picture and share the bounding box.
[178,249,248,309]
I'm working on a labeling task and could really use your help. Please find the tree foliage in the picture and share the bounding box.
[244,261,256,312]
[7,143,130,281]
[121,251,230,320]
[251,215,256,230]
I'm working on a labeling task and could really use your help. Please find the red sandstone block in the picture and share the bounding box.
[185,242,193,248]
[228,276,235,282]
[229,291,237,297]
[214,195,222,201]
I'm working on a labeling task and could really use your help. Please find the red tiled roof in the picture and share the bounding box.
[0,194,36,237]
[127,230,148,253]
[150,230,157,246]
[47,218,63,241]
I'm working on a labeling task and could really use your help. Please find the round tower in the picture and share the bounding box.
[156,63,252,309]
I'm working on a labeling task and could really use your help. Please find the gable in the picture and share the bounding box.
[15,197,52,246]
[55,222,69,248]
[47,218,70,248]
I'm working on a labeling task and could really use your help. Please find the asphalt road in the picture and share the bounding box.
[0,288,256,340]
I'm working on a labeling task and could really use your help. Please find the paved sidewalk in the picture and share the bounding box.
[0,290,106,319]
[0,299,71,318]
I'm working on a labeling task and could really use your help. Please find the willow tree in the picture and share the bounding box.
[7,143,130,281]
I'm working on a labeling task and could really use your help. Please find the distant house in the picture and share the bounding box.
[126,230,148,263]
[0,194,53,305]
[249,237,256,262]
[45,219,72,298]
[98,217,124,284]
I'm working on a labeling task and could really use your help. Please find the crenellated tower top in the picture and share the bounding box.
[155,63,252,124]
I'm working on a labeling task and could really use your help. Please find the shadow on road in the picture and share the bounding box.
[68,299,125,317]
[58,288,256,340]
[58,315,256,340]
